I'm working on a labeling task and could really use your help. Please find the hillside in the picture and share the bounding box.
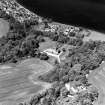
[0,0,105,105]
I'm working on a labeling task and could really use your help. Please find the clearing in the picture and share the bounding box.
[83,30,105,41]
[0,18,9,38]
[39,37,57,52]
[0,58,53,105]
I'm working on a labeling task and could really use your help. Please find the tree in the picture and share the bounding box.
[58,34,69,44]
[18,103,24,105]
[69,32,76,37]
[61,75,69,83]
[37,35,45,43]
[71,64,82,72]
[39,53,49,60]
[60,87,69,97]
[96,42,105,58]
[21,37,39,56]
[29,94,41,105]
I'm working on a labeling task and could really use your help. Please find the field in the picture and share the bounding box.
[39,37,57,51]
[79,29,105,105]
[88,62,105,105]
[83,30,105,41]
[0,18,9,38]
[0,58,53,105]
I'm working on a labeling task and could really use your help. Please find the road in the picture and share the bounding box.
[0,59,53,105]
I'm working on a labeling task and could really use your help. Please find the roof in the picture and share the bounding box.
[43,48,59,55]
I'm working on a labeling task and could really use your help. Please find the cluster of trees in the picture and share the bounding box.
[54,85,99,105]
[0,9,11,20]
[36,40,105,105]
[0,16,50,64]
[69,40,104,70]
[42,31,83,46]
[39,40,105,84]
[38,62,89,86]
[76,88,99,105]
[19,78,98,105]
[0,12,85,64]
[19,86,61,105]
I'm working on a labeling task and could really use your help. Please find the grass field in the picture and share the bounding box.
[39,37,57,51]
[88,62,105,105]
[83,30,105,41]
[0,18,9,38]
[0,58,53,105]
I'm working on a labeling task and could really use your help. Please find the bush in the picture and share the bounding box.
[39,53,49,60]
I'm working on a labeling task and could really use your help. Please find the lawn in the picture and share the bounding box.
[0,18,9,38]
[83,30,105,42]
[39,37,57,52]
[0,58,53,105]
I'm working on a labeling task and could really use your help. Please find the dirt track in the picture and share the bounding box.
[0,59,53,105]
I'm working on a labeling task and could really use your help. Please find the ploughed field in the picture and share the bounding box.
[0,59,53,105]
[88,62,105,105]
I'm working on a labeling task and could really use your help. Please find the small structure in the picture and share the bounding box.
[65,82,87,94]
[77,85,86,92]
[64,28,70,35]
[42,48,63,63]
[65,83,71,91]
[102,61,105,64]
[65,83,78,93]
[71,87,78,93]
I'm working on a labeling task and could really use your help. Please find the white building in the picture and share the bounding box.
[71,87,78,93]
[42,48,63,63]
[65,82,86,94]
[65,83,71,91]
